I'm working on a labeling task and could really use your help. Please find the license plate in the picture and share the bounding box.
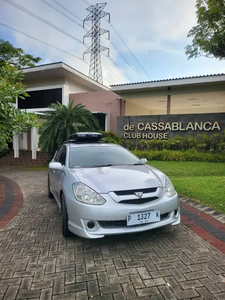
[127,210,160,226]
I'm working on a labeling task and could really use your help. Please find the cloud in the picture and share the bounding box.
[1,0,225,85]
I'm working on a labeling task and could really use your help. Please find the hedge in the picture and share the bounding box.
[99,131,225,162]
[132,149,225,163]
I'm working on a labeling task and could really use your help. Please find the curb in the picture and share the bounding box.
[180,197,225,224]
[180,197,225,254]
[0,175,23,229]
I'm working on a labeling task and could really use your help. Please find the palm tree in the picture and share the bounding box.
[38,99,99,156]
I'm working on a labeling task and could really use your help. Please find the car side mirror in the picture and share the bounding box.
[49,162,64,171]
[141,158,147,164]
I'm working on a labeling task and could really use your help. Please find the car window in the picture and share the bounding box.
[55,146,67,165]
[69,146,142,168]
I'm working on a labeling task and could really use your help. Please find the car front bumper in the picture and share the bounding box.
[66,192,180,239]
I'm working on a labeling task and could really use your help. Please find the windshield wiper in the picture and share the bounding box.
[90,164,114,168]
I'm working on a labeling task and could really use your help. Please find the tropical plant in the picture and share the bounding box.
[38,99,100,156]
[0,39,41,156]
[0,65,40,155]
[185,0,225,59]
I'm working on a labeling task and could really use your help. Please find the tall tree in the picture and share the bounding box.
[0,38,41,68]
[0,65,40,154]
[38,100,100,156]
[185,0,225,59]
[0,39,41,155]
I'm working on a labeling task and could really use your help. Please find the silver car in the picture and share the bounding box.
[48,132,180,239]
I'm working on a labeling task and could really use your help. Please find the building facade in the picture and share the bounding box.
[13,62,121,159]
[12,62,225,160]
[111,75,225,140]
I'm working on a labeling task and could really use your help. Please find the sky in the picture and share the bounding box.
[1,0,225,87]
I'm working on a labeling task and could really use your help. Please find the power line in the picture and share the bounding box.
[110,41,144,82]
[3,0,84,44]
[109,22,151,81]
[41,0,83,28]
[50,0,83,22]
[107,56,133,83]
[0,22,124,85]
[0,22,84,62]
[80,0,90,6]
[45,0,146,83]
[101,61,126,84]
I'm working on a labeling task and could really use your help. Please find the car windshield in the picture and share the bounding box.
[69,145,143,168]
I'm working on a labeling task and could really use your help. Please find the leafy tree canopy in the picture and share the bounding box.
[38,99,100,156]
[185,0,225,59]
[0,65,40,154]
[0,38,41,68]
[0,38,41,155]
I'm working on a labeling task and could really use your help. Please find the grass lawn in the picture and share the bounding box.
[148,161,225,214]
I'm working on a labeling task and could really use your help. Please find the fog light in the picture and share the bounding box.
[174,209,178,216]
[87,221,95,229]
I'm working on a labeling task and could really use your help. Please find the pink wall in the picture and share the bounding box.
[70,91,122,133]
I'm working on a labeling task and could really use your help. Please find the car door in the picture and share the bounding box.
[50,146,67,204]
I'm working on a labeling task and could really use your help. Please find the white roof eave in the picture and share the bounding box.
[111,75,225,93]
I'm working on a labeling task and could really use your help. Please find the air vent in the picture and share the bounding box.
[114,188,157,196]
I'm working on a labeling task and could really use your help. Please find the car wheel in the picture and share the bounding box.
[61,193,71,238]
[48,176,54,198]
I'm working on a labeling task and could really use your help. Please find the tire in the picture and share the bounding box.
[48,176,54,198]
[61,193,71,238]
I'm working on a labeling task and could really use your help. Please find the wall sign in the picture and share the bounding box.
[117,113,225,140]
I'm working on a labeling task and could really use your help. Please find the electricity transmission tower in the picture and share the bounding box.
[83,3,110,84]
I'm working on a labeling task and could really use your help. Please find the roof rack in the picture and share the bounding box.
[63,132,103,144]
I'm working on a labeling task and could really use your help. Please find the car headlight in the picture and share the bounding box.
[165,176,176,197]
[72,183,106,205]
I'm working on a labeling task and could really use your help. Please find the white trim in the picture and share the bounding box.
[26,84,64,92]
[105,113,110,131]
[31,127,37,159]
[13,133,19,158]
[20,108,53,113]
[111,75,225,92]
[22,62,109,91]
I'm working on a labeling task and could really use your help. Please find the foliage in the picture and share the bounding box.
[185,0,225,59]
[122,131,225,153]
[148,161,225,214]
[94,131,225,162]
[99,131,122,144]
[132,149,225,163]
[0,38,41,68]
[0,65,40,155]
[38,99,100,156]
[0,39,41,156]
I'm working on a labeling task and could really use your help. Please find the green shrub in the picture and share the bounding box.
[132,149,225,163]
[99,131,122,144]
[133,131,225,153]
[100,131,225,162]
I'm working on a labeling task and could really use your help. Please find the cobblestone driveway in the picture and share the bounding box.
[0,170,225,300]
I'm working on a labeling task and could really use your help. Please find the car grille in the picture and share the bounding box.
[99,213,169,228]
[112,187,159,204]
[119,197,158,204]
[114,187,157,196]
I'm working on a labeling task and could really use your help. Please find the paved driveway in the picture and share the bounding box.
[0,169,225,300]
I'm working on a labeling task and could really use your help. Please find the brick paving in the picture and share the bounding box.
[0,169,225,300]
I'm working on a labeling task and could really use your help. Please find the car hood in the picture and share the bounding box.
[70,165,165,193]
